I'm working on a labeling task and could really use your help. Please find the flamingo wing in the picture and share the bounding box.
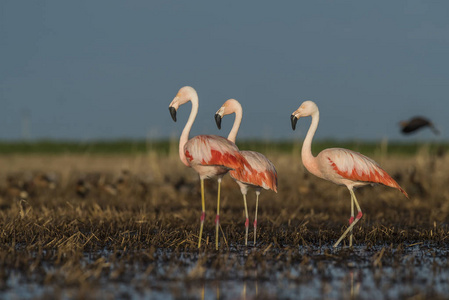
[184,135,252,172]
[230,151,278,192]
[322,148,408,198]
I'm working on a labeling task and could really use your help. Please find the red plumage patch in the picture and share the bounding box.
[328,156,387,183]
[327,157,409,198]
[185,150,194,162]
[229,168,277,192]
[204,149,241,168]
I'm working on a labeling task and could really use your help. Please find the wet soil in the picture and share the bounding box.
[0,152,448,299]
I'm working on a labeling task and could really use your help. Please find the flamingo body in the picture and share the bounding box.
[314,148,408,197]
[215,98,277,246]
[169,86,251,249]
[184,135,250,179]
[229,150,277,192]
[291,100,408,248]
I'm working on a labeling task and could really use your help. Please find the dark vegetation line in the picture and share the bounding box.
[0,139,446,155]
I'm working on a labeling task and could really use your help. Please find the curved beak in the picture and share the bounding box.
[215,113,222,130]
[291,115,298,130]
[169,107,177,122]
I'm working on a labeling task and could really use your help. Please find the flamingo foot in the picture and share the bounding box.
[334,211,363,248]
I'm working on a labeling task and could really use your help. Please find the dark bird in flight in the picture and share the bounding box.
[399,116,439,135]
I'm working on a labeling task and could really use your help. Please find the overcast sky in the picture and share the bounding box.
[1,1,448,142]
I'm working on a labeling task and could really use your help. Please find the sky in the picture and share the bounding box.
[1,1,448,142]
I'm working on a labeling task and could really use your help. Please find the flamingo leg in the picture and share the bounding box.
[333,189,363,248]
[242,193,249,246]
[254,190,260,245]
[215,177,222,250]
[198,179,206,248]
[349,191,355,247]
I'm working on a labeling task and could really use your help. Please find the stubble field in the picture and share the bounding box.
[0,142,448,299]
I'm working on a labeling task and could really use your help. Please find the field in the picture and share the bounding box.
[0,140,448,299]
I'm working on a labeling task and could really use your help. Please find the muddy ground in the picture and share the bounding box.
[0,150,448,299]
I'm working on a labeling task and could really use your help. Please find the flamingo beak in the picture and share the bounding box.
[215,113,222,130]
[291,115,298,130]
[169,107,177,122]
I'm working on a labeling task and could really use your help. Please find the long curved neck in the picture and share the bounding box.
[227,104,242,143]
[179,93,198,167]
[301,110,320,175]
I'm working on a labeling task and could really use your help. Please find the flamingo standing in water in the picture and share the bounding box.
[290,101,409,247]
[215,99,278,246]
[169,86,252,249]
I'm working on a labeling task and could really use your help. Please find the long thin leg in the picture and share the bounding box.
[198,178,206,248]
[333,189,363,248]
[253,190,260,245]
[215,177,222,250]
[242,193,249,246]
[353,190,362,212]
[349,191,355,247]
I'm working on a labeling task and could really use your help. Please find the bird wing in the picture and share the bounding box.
[401,117,438,134]
[230,151,278,192]
[184,135,253,172]
[323,148,408,198]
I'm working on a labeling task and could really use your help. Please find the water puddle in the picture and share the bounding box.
[2,243,449,299]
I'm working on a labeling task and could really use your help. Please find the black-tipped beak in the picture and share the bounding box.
[291,115,298,130]
[169,107,177,122]
[215,113,222,130]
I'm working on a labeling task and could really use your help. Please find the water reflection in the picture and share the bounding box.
[2,244,449,299]
[194,264,366,299]
[349,270,361,299]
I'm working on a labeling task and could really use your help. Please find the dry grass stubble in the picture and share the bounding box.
[0,149,448,297]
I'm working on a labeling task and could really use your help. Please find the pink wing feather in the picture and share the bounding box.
[184,135,253,173]
[229,151,278,192]
[324,148,408,198]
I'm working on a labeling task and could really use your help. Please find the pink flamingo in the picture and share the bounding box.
[215,99,278,246]
[169,86,251,249]
[290,101,409,247]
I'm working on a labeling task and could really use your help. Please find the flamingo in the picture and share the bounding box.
[290,101,409,248]
[169,86,252,249]
[215,99,278,246]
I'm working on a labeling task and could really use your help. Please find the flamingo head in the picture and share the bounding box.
[169,86,197,122]
[214,99,241,130]
[291,101,318,130]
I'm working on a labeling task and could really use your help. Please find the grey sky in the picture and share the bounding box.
[1,1,448,142]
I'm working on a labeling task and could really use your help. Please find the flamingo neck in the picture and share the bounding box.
[227,104,242,143]
[179,94,198,167]
[301,110,320,176]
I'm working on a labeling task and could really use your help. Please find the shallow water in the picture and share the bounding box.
[2,243,449,299]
